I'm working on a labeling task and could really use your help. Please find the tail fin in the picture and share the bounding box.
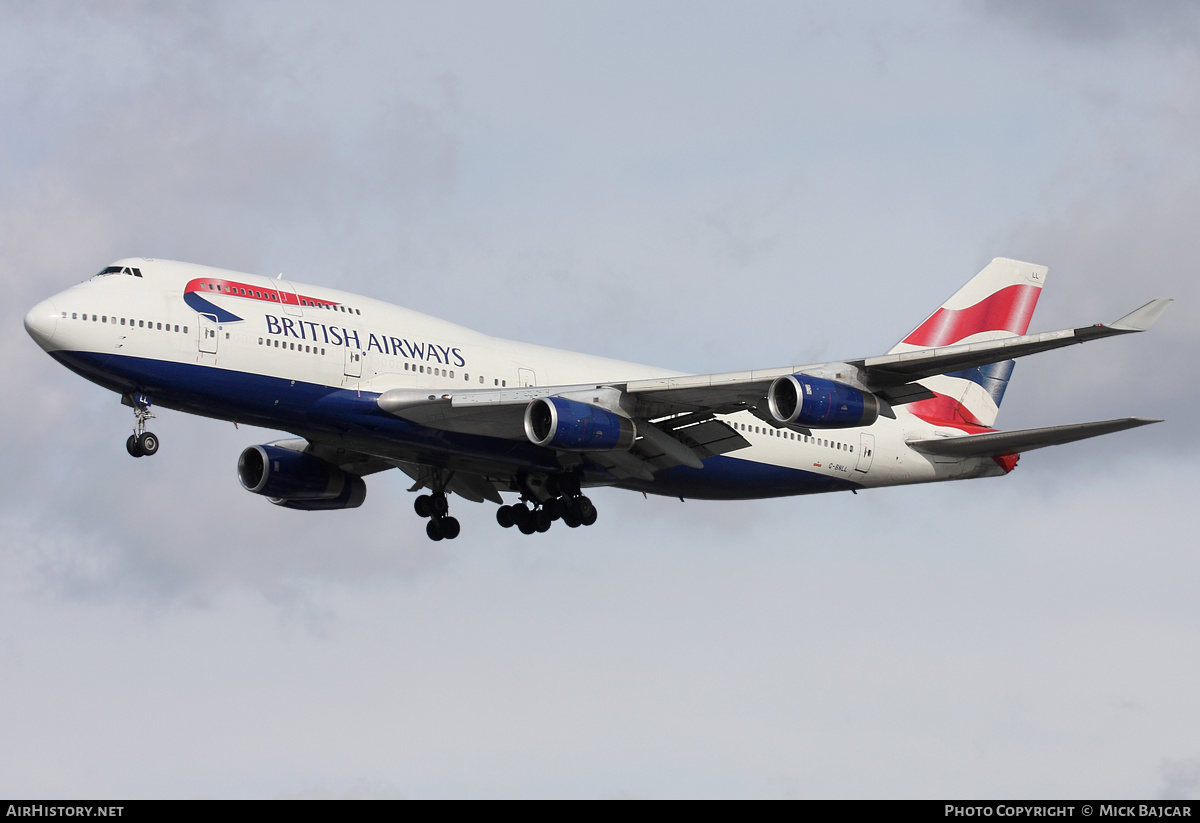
[891,258,1048,429]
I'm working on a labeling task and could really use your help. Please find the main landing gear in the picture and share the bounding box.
[495,495,597,535]
[411,472,598,541]
[496,473,598,535]
[124,393,159,458]
[414,492,460,541]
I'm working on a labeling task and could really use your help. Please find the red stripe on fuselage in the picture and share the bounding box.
[903,283,1040,348]
[183,278,340,310]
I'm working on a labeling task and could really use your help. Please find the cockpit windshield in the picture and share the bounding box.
[91,265,143,280]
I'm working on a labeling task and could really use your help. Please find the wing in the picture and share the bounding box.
[616,298,1173,410]
[380,298,1169,423]
[372,298,1167,482]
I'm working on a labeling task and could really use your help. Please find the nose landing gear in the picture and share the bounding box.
[123,393,159,457]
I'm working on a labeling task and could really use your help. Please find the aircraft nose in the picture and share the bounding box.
[24,298,58,349]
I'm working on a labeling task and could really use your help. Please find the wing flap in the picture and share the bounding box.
[589,450,657,481]
[634,421,705,469]
[625,417,749,473]
[391,460,505,504]
[669,418,750,458]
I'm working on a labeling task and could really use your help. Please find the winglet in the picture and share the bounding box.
[1109,298,1173,332]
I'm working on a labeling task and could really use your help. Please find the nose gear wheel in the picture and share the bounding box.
[124,393,160,457]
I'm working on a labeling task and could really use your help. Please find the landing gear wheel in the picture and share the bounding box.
[577,496,597,526]
[496,505,515,528]
[137,432,159,456]
[438,516,461,540]
[126,394,157,456]
[533,509,552,533]
[509,503,531,531]
[413,474,461,540]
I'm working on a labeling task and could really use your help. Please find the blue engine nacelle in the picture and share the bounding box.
[767,375,880,429]
[524,397,637,451]
[237,445,367,510]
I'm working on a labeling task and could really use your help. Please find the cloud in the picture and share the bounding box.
[1159,757,1200,800]
[977,0,1200,47]
[3,1,1197,798]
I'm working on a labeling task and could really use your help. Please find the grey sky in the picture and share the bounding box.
[2,1,1197,798]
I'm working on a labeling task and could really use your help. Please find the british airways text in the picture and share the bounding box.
[264,314,465,366]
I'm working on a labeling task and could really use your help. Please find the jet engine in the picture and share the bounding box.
[524,397,637,451]
[767,375,880,429]
[237,445,366,510]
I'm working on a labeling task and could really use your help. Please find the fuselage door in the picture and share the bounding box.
[344,346,362,378]
[855,432,875,473]
[198,314,219,354]
[276,279,303,317]
[518,368,536,387]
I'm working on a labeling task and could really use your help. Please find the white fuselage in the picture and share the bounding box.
[25,259,1003,500]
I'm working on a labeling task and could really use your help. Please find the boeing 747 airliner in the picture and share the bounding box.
[24,257,1169,540]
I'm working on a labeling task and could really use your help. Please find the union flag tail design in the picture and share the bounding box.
[890,258,1048,429]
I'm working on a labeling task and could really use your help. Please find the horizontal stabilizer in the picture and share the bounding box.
[907,417,1161,458]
